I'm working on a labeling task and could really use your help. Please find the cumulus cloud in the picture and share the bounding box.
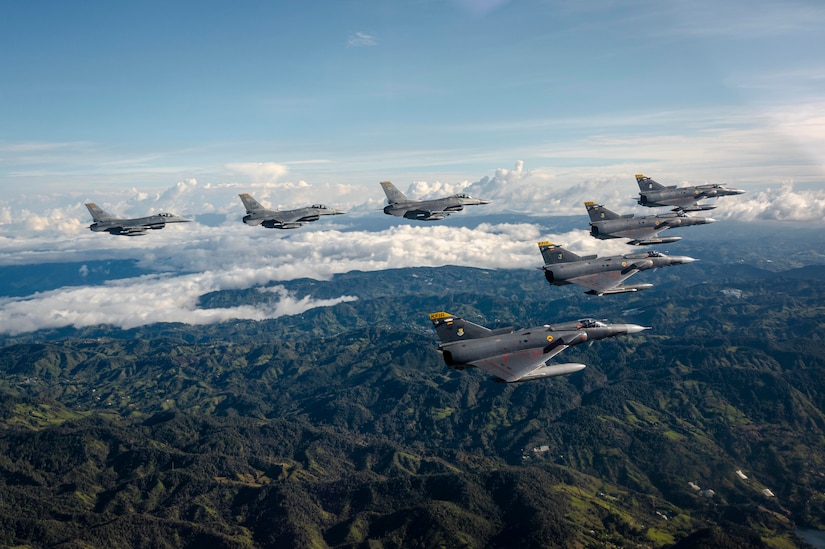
[0,218,591,334]
[3,163,825,243]
[715,181,825,222]
[226,162,290,184]
[1,162,824,336]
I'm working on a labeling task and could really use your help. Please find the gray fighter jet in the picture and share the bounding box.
[585,201,715,245]
[429,311,648,382]
[85,203,191,236]
[239,193,345,229]
[538,241,696,295]
[636,173,745,212]
[380,181,490,220]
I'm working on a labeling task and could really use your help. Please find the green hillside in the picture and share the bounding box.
[1,265,824,547]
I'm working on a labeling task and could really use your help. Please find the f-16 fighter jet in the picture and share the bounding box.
[585,201,715,245]
[85,203,190,236]
[239,193,345,229]
[538,241,696,295]
[380,181,490,221]
[636,173,745,212]
[429,311,648,383]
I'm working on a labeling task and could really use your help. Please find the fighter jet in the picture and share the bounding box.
[538,241,696,295]
[85,203,191,236]
[636,173,745,212]
[585,201,715,245]
[380,181,490,221]
[429,311,648,383]
[239,193,345,229]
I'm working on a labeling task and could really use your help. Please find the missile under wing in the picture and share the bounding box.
[380,181,490,221]
[429,311,648,382]
[85,203,191,236]
[585,201,715,245]
[239,193,345,229]
[538,241,696,295]
[636,174,745,212]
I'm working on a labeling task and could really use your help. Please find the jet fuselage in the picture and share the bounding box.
[383,195,489,220]
[542,251,695,285]
[439,319,646,372]
[89,212,190,236]
[590,212,715,244]
[638,184,745,210]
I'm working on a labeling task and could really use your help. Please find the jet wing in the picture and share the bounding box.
[615,225,664,241]
[112,226,148,236]
[471,346,571,382]
[568,270,639,294]
[402,209,448,221]
[263,212,298,224]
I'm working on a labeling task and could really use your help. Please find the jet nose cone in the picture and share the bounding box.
[730,188,746,195]
[624,324,651,334]
[705,217,717,223]
[675,256,698,264]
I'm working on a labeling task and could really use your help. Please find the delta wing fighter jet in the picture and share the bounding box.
[85,203,190,236]
[380,181,490,221]
[538,241,696,295]
[429,311,648,383]
[636,173,745,212]
[239,193,345,229]
[585,201,715,245]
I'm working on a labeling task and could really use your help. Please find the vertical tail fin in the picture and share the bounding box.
[537,241,582,264]
[380,181,410,204]
[636,174,666,191]
[239,193,266,213]
[85,203,114,222]
[429,312,492,343]
[584,202,621,222]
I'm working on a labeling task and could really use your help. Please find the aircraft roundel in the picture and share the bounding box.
[546,335,554,343]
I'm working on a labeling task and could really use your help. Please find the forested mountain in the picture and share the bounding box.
[1,261,825,547]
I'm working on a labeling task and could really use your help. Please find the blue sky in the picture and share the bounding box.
[2,0,823,202]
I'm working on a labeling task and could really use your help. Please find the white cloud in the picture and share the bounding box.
[347,32,378,48]
[2,162,823,335]
[226,162,290,184]
[0,270,358,336]
[716,181,825,222]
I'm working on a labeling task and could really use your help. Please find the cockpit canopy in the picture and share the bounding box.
[452,193,471,199]
[311,204,328,209]
[577,318,606,328]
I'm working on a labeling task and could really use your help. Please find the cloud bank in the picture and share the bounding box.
[0,218,614,335]
[0,163,823,335]
[0,269,358,336]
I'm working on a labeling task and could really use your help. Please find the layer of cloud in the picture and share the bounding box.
[0,216,614,334]
[3,163,825,245]
[0,269,358,336]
